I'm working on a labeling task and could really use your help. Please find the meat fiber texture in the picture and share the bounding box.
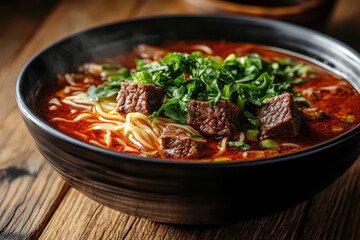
[187,100,240,137]
[159,125,207,158]
[116,82,163,114]
[257,93,301,138]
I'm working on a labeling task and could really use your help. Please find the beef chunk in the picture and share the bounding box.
[257,93,301,138]
[320,81,354,94]
[116,82,163,114]
[159,125,207,158]
[297,82,354,102]
[294,98,325,120]
[298,88,322,101]
[187,100,240,137]
[300,107,325,120]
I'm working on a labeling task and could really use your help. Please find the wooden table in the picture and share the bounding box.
[1,0,359,239]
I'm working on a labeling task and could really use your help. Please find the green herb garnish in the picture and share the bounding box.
[241,144,250,151]
[88,52,314,124]
[341,115,355,124]
[246,129,260,142]
[228,141,245,147]
[100,64,125,71]
[243,111,261,129]
[228,141,250,151]
[189,133,202,140]
[260,139,280,150]
[87,66,130,101]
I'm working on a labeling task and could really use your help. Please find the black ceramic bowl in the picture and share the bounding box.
[16,15,360,225]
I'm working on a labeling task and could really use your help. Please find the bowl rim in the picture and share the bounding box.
[16,14,360,167]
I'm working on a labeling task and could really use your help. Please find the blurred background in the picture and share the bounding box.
[0,0,359,67]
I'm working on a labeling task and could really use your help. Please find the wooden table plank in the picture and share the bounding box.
[298,159,360,240]
[0,0,59,70]
[40,187,308,240]
[0,0,143,239]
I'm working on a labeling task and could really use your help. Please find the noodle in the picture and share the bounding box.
[239,132,245,142]
[214,137,228,157]
[89,139,107,148]
[48,73,229,158]
[65,74,76,86]
[61,99,92,110]
[49,98,61,106]
[104,130,112,147]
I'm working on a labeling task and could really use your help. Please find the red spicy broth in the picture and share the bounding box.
[37,41,360,161]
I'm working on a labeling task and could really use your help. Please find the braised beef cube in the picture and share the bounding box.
[300,107,325,120]
[294,98,325,120]
[294,98,312,108]
[159,125,207,158]
[298,88,322,101]
[257,93,301,138]
[116,82,163,114]
[320,81,354,94]
[187,100,240,137]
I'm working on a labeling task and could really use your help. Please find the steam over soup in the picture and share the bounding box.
[37,41,360,162]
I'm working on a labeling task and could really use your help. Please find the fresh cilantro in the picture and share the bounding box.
[228,141,245,147]
[243,111,261,129]
[260,139,280,150]
[189,133,202,139]
[87,51,314,124]
[241,144,251,151]
[228,141,250,151]
[87,65,130,101]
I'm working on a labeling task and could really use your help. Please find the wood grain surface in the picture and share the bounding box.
[0,0,359,239]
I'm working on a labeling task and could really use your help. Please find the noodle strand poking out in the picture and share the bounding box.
[214,137,228,157]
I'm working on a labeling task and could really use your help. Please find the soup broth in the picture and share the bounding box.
[37,41,360,161]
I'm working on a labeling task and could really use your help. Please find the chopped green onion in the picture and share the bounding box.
[228,141,245,147]
[228,141,250,151]
[243,111,261,129]
[260,139,280,150]
[332,126,343,132]
[189,133,202,140]
[88,51,313,124]
[241,144,250,151]
[100,64,124,71]
[246,129,260,142]
[341,115,355,124]
[290,78,308,84]
[213,157,230,162]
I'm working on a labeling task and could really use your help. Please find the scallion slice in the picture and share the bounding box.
[243,111,261,129]
[228,141,245,147]
[246,129,260,142]
[260,139,280,150]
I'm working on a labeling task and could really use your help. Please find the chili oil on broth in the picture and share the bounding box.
[36,41,360,162]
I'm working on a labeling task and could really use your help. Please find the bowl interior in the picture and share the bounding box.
[15,15,360,224]
[17,15,360,164]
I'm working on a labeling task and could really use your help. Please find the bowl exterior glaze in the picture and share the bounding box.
[16,15,360,224]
